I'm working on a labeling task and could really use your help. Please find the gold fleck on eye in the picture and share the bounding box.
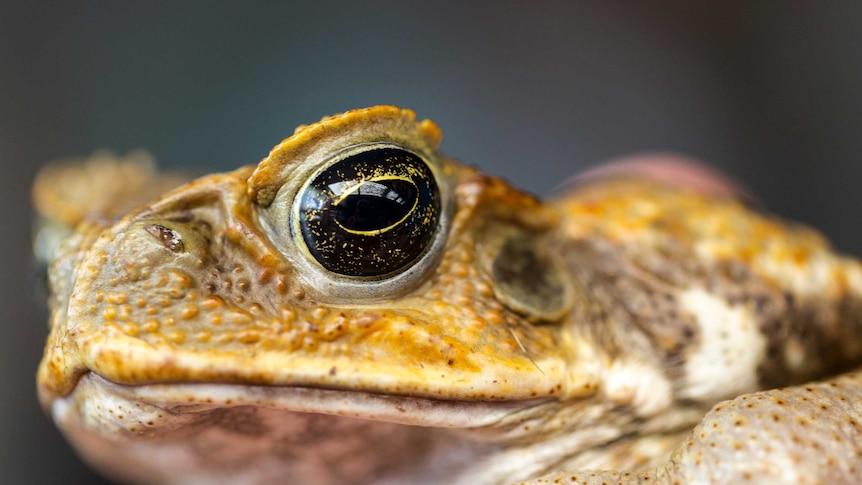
[295,147,440,278]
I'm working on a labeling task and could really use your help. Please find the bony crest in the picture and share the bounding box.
[249,106,443,206]
[250,107,456,301]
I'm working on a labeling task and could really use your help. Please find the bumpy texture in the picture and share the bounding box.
[35,107,862,485]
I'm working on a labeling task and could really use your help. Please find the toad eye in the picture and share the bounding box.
[294,147,441,278]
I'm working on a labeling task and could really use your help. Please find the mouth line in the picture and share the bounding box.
[54,373,523,485]
[75,371,549,429]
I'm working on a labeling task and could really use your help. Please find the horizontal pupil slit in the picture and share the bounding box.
[334,180,417,232]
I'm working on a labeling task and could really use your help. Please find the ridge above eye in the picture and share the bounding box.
[294,146,441,278]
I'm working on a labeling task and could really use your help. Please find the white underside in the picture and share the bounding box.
[678,287,766,401]
[53,373,552,485]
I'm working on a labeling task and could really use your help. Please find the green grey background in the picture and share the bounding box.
[3,2,862,483]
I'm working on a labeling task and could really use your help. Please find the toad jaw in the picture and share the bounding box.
[37,108,601,485]
[36,160,574,485]
[35,166,576,484]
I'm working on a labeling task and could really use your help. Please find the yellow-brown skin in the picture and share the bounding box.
[38,108,569,405]
[35,107,862,484]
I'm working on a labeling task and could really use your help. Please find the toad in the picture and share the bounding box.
[34,106,862,484]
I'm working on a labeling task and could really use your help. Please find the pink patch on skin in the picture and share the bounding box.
[565,153,759,205]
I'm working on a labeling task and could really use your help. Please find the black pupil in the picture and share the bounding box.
[296,147,440,278]
[333,180,417,233]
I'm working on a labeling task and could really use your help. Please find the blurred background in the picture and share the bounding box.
[3,2,862,483]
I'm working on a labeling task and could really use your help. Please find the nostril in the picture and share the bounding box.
[145,224,185,252]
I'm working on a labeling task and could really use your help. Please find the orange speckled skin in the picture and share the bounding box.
[35,107,862,485]
[38,108,567,405]
[561,178,835,276]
